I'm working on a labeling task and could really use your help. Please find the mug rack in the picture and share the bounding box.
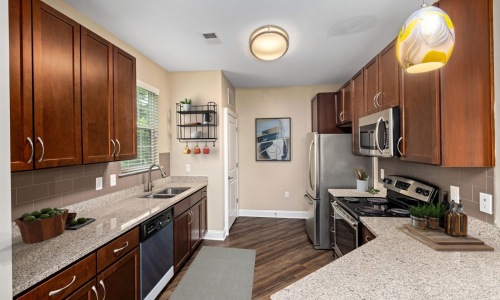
[176,102,218,142]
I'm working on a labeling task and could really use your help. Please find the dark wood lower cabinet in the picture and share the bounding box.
[97,247,140,300]
[361,226,376,245]
[190,201,201,252]
[174,209,191,272]
[67,280,98,300]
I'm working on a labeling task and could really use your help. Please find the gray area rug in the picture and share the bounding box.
[170,246,256,300]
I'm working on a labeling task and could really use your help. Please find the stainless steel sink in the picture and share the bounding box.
[142,187,190,199]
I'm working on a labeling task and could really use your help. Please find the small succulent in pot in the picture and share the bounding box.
[409,205,427,230]
[180,98,192,111]
[354,168,368,181]
[425,202,446,229]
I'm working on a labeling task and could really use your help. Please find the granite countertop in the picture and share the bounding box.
[12,176,208,297]
[328,188,387,198]
[272,211,500,299]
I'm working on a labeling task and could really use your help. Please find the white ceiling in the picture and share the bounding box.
[64,0,436,88]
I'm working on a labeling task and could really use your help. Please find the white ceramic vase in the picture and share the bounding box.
[356,179,368,192]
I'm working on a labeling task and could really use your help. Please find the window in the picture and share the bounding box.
[121,81,159,173]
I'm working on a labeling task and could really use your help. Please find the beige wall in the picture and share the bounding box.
[236,85,338,213]
[169,71,235,232]
[43,0,171,153]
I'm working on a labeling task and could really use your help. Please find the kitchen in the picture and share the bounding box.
[1,0,500,299]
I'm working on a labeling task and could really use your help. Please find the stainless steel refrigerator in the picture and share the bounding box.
[305,132,371,249]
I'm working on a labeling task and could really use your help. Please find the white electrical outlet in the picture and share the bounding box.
[380,169,385,181]
[185,164,191,172]
[450,185,460,203]
[110,174,116,187]
[479,192,493,214]
[284,191,289,198]
[96,177,103,191]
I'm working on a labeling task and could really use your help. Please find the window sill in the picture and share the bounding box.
[119,166,163,178]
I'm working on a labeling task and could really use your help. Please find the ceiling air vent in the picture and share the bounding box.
[201,32,222,45]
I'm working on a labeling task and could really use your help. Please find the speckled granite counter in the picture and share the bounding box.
[328,188,387,198]
[272,215,500,300]
[12,176,207,297]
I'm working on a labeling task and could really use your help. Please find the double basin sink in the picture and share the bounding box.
[142,187,190,199]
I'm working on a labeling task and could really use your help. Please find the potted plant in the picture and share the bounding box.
[354,168,368,192]
[409,205,427,230]
[425,202,445,229]
[180,98,192,111]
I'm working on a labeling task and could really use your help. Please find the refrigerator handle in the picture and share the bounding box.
[304,194,313,205]
[308,139,315,191]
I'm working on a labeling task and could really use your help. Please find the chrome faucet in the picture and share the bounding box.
[145,164,167,192]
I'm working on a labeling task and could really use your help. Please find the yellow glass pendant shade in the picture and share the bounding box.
[396,5,455,73]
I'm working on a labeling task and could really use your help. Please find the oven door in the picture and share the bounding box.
[332,201,359,258]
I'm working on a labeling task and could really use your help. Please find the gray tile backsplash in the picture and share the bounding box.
[11,153,170,220]
[378,157,495,224]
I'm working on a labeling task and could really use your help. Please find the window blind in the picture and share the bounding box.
[120,85,159,173]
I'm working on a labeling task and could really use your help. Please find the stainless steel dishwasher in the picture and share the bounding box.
[140,207,174,300]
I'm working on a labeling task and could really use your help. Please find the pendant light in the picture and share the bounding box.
[249,25,289,61]
[396,1,455,73]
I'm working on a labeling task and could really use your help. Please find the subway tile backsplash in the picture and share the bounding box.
[378,158,495,224]
[11,153,170,220]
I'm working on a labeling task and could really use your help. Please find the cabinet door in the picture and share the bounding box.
[312,93,339,133]
[67,280,98,300]
[32,0,82,168]
[174,210,191,272]
[200,198,207,237]
[311,95,318,132]
[351,70,364,155]
[363,58,379,116]
[190,202,201,252]
[361,226,376,245]
[335,92,343,125]
[9,0,33,171]
[81,27,114,164]
[113,46,137,161]
[401,70,441,164]
[378,40,400,110]
[97,247,140,300]
[342,81,352,123]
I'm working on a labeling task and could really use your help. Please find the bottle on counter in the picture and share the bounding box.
[456,203,468,237]
[439,192,450,228]
[444,200,456,236]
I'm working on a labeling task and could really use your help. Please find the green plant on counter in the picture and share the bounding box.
[424,202,446,218]
[409,205,426,218]
[180,98,192,104]
[366,188,380,195]
[354,168,368,181]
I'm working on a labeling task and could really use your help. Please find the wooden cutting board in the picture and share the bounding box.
[399,224,494,252]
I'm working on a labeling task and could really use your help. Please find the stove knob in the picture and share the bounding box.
[383,178,392,184]
[422,189,430,196]
[415,188,423,194]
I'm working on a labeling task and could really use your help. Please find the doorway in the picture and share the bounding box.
[224,108,239,234]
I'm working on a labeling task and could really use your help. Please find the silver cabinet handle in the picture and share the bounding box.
[113,241,129,254]
[48,275,76,296]
[366,236,374,242]
[373,93,377,108]
[92,285,99,300]
[26,137,34,163]
[397,137,403,156]
[115,139,121,155]
[330,227,335,233]
[374,116,384,154]
[188,211,193,225]
[339,111,344,122]
[375,92,382,108]
[36,137,45,162]
[111,139,116,156]
[99,280,106,300]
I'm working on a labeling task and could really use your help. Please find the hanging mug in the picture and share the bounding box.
[183,145,191,154]
[202,113,213,125]
[203,145,210,154]
[194,145,201,154]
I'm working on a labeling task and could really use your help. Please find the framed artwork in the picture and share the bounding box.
[255,118,291,161]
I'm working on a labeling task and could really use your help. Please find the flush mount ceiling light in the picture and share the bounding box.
[396,1,455,73]
[249,25,289,61]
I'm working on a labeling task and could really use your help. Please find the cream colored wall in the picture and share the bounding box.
[43,0,171,153]
[236,85,339,213]
[170,71,232,231]
[221,72,236,111]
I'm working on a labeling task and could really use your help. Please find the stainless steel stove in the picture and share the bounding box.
[331,175,439,258]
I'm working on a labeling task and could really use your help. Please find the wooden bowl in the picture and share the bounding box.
[15,210,68,244]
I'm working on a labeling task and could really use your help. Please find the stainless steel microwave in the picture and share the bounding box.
[359,107,400,157]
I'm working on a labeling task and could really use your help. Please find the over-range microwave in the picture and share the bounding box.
[359,107,400,157]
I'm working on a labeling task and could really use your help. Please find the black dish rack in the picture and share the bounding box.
[176,102,218,142]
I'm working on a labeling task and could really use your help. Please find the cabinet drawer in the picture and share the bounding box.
[361,226,376,245]
[189,189,203,207]
[174,197,190,218]
[18,253,96,300]
[97,227,139,273]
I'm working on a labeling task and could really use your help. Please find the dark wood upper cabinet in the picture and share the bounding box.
[351,70,364,155]
[363,40,400,116]
[9,0,33,171]
[400,70,441,165]
[438,0,494,167]
[336,81,352,125]
[81,27,114,164]
[311,92,346,133]
[113,47,137,161]
[32,0,82,168]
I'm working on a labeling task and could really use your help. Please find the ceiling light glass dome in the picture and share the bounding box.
[249,25,289,61]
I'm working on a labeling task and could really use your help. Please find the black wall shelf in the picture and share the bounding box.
[176,102,218,142]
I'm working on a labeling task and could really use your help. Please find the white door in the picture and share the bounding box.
[225,108,239,232]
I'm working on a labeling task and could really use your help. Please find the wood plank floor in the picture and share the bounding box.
[159,217,334,300]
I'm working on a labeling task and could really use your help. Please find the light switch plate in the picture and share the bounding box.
[380,169,384,181]
[110,174,116,187]
[96,177,103,191]
[450,185,460,203]
[479,192,493,214]
[284,191,289,198]
[185,164,191,172]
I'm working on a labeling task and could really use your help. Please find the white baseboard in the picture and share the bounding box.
[203,229,227,241]
[238,209,307,219]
